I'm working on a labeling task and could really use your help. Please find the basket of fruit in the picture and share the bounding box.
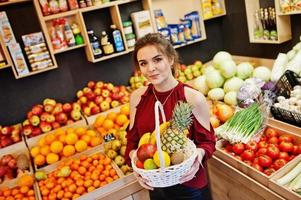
[131,101,198,187]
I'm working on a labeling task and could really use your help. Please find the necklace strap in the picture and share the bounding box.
[152,86,176,106]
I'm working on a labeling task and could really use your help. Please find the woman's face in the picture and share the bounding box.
[137,45,174,86]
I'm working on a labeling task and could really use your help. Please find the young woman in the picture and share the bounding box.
[125,33,216,200]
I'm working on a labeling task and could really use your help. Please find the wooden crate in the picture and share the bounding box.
[269,154,301,200]
[214,122,301,187]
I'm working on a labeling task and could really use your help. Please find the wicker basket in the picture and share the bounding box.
[131,101,198,187]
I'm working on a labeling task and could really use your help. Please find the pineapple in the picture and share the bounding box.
[161,101,193,154]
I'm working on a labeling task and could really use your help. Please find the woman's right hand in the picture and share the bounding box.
[134,172,154,190]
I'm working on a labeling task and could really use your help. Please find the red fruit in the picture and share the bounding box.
[256,147,267,157]
[51,122,61,130]
[265,128,278,138]
[44,104,54,113]
[0,166,8,177]
[251,163,263,172]
[94,96,104,105]
[0,136,13,147]
[268,137,279,145]
[258,155,272,168]
[111,92,120,101]
[259,135,267,142]
[31,104,43,116]
[0,154,14,165]
[136,160,144,169]
[266,146,280,159]
[90,106,100,115]
[258,141,268,148]
[55,112,68,124]
[264,168,276,176]
[292,145,301,155]
[62,103,73,113]
[232,143,245,155]
[272,159,287,170]
[53,103,63,115]
[278,152,290,161]
[66,119,74,125]
[137,144,157,162]
[225,143,233,152]
[27,111,34,119]
[95,81,104,88]
[245,141,258,151]
[40,112,49,121]
[253,157,259,165]
[87,81,96,89]
[39,121,52,133]
[279,142,294,152]
[1,126,12,135]
[102,89,110,98]
[241,150,255,161]
[278,135,294,143]
[288,155,296,161]
[29,115,40,126]
[86,91,97,101]
[31,127,42,137]
[22,125,33,136]
[7,159,17,169]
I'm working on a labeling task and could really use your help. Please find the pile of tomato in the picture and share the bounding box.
[222,127,301,176]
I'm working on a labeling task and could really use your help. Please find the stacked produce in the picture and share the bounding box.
[129,71,148,90]
[209,101,234,128]
[215,103,264,143]
[36,154,120,199]
[274,85,301,113]
[0,174,35,200]
[134,101,193,170]
[221,127,301,176]
[22,98,82,138]
[0,154,30,184]
[76,81,130,116]
[30,127,103,167]
[0,124,22,148]
[176,61,203,83]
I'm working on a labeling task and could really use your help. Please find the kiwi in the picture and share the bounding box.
[16,154,29,170]
[171,151,184,165]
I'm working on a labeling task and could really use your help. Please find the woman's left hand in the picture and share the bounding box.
[180,148,205,183]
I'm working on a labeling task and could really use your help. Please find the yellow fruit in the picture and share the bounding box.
[50,141,64,154]
[94,115,106,128]
[75,140,88,152]
[86,130,97,137]
[54,129,65,137]
[75,127,87,137]
[150,122,170,144]
[138,132,151,147]
[107,112,117,122]
[102,119,114,130]
[38,138,46,147]
[46,153,59,164]
[17,174,34,187]
[81,135,91,144]
[153,150,171,167]
[63,145,75,157]
[34,154,46,166]
[30,146,40,157]
[40,146,50,156]
[58,134,66,144]
[120,105,130,116]
[65,133,78,145]
[45,134,56,145]
[66,128,75,135]
[90,137,102,147]
[116,114,128,126]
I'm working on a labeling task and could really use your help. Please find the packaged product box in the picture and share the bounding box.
[8,43,30,76]
[131,10,155,39]
[0,11,16,46]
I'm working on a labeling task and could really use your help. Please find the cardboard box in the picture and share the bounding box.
[131,10,155,39]
[0,12,16,46]
[8,43,30,76]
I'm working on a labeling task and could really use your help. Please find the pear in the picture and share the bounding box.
[107,149,118,159]
[114,155,125,167]
[104,141,112,152]
[120,146,126,156]
[35,171,47,181]
[57,166,71,177]
[111,140,122,151]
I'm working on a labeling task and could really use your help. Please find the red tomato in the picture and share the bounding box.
[264,168,276,176]
[266,146,280,159]
[268,143,279,148]
[241,150,255,161]
[278,152,290,161]
[258,141,268,148]
[260,135,267,142]
[256,147,268,157]
[292,145,301,155]
[253,157,259,165]
[243,160,253,166]
[245,141,258,151]
[279,142,294,152]
[278,135,294,143]
[288,155,296,161]
[272,159,287,170]
[258,155,272,167]
[251,163,263,172]
[225,144,233,152]
[232,143,245,155]
[265,128,278,138]
[268,137,279,145]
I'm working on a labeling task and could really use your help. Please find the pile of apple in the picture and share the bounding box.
[209,101,234,128]
[22,98,83,138]
[0,153,30,184]
[176,61,203,83]
[76,81,130,117]
[222,127,301,176]
[0,124,22,148]
[129,71,148,90]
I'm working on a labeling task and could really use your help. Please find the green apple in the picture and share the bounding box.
[191,65,199,72]
[184,68,192,76]
[186,73,194,80]
[193,70,201,78]
[144,158,157,170]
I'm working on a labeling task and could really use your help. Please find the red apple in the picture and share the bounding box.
[120,96,130,104]
[101,89,110,98]
[44,104,54,113]
[77,90,84,98]
[72,103,81,111]
[87,81,96,89]
[86,91,96,101]
[94,88,102,96]
[27,111,34,119]
[111,100,120,108]
[55,112,68,124]
[106,83,114,91]
[137,144,157,162]
[83,107,91,116]
[31,104,43,116]
[40,112,49,121]
[105,97,112,104]
[112,87,120,93]
[43,98,56,106]
[40,121,52,133]
[100,101,110,112]
[62,103,72,113]
[1,126,12,135]
[46,114,55,123]
[22,120,30,126]
[83,87,92,94]
[11,135,21,143]
[71,110,81,121]
[22,125,33,136]
[8,159,17,169]
[119,85,127,92]
[94,96,104,105]
[52,103,63,115]
[29,115,40,126]
[0,136,13,147]
[79,96,88,104]
[67,119,74,125]
[91,106,100,115]
[96,81,104,88]
[31,127,42,137]
[136,160,144,169]
[51,122,60,130]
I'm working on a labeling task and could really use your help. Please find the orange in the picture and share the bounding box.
[94,115,106,127]
[20,186,29,194]
[84,180,93,188]
[103,157,111,165]
[66,127,75,135]
[65,133,78,145]
[87,186,95,192]
[90,137,102,147]
[30,146,40,157]
[75,140,88,152]
[102,119,114,130]
[116,114,128,126]
[93,180,101,188]
[76,186,85,195]
[113,175,119,180]
[50,141,64,153]
[109,169,117,177]
[86,129,97,137]
[45,180,55,189]
[46,153,59,164]
[68,184,77,193]
[75,127,87,137]
[105,177,113,183]
[96,127,106,135]
[27,189,34,196]
[107,112,117,122]
[34,154,46,166]
[81,135,91,144]
[18,175,34,187]
[64,191,73,198]
[63,145,75,157]
[120,104,130,116]
[76,179,84,187]
[45,134,56,145]
[72,194,81,199]
[78,166,86,175]
[99,174,105,181]
[54,129,65,136]
[100,181,107,187]
[38,137,46,146]
[40,145,50,156]
[11,188,19,196]
[56,190,64,199]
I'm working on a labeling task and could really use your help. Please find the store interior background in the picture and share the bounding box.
[1,0,301,124]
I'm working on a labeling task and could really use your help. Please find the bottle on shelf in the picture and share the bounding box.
[110,24,125,52]
[78,0,87,8]
[67,0,79,10]
[87,29,103,58]
[63,19,76,47]
[100,30,114,55]
[58,0,68,12]
[72,23,84,45]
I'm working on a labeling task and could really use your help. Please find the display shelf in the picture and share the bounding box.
[277,10,301,15]
[244,0,292,44]
[53,43,86,54]
[93,50,129,63]
[43,10,78,21]
[274,0,301,16]
[0,33,13,70]
[204,13,226,21]
[202,0,226,20]
[13,65,58,79]
[0,0,31,6]
[174,37,205,49]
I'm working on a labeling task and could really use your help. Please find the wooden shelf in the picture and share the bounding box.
[92,51,128,63]
[250,38,290,44]
[80,1,117,13]
[15,65,57,79]
[43,10,78,21]
[0,0,30,6]
[278,10,301,16]
[204,13,226,21]
[174,38,205,49]
[54,44,86,54]
[202,0,226,21]
[0,63,11,69]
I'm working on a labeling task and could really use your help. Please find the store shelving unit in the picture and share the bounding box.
[202,0,227,21]
[0,0,31,6]
[275,0,301,15]
[12,65,58,79]
[0,35,12,70]
[244,0,292,44]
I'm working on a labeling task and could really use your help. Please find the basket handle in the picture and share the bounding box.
[154,101,166,172]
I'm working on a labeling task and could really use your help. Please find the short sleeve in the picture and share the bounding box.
[125,126,139,166]
[191,118,216,161]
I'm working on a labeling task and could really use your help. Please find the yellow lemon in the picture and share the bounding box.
[30,146,40,157]
[153,150,171,167]
[63,145,75,157]
[65,133,78,145]
[75,140,88,152]
[50,141,64,154]
[46,153,59,164]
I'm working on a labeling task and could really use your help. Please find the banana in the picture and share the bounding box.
[138,132,151,147]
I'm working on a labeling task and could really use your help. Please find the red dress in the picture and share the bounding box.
[125,81,216,189]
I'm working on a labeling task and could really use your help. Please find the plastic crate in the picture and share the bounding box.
[270,70,301,126]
